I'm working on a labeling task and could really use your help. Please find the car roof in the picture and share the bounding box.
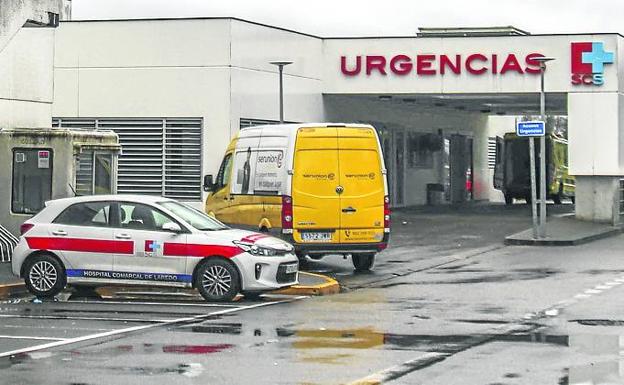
[46,194,176,207]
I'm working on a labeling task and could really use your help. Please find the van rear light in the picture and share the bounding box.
[20,223,34,235]
[384,196,391,232]
[282,195,293,233]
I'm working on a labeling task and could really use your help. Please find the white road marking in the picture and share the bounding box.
[605,281,622,286]
[66,299,241,308]
[0,335,69,341]
[574,294,591,299]
[347,352,449,385]
[584,289,601,294]
[595,285,611,290]
[0,314,176,323]
[0,296,306,358]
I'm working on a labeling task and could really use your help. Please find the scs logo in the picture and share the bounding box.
[571,42,614,86]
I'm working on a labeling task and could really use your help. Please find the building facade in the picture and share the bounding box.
[52,18,624,223]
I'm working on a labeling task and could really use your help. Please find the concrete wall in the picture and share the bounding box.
[229,20,324,138]
[53,19,233,192]
[0,0,68,130]
[53,19,326,203]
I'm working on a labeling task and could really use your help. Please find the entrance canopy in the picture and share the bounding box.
[324,93,568,116]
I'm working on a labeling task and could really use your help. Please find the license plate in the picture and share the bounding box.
[285,263,298,274]
[300,232,332,242]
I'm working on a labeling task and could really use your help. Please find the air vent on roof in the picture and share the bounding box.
[417,26,530,37]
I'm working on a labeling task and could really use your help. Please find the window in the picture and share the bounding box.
[215,154,233,190]
[159,201,227,231]
[12,149,53,214]
[407,133,439,168]
[118,203,177,232]
[54,201,111,227]
[76,150,114,195]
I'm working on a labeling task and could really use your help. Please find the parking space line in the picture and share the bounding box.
[0,335,68,341]
[0,296,306,358]
[66,299,241,308]
[0,314,175,323]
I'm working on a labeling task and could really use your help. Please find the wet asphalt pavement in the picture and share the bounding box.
[4,203,624,384]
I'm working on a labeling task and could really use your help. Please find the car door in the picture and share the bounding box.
[206,153,236,223]
[48,201,115,273]
[112,202,187,281]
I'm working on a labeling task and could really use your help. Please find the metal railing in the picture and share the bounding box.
[0,224,18,262]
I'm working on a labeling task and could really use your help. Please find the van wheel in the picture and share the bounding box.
[504,193,513,205]
[352,253,375,271]
[195,259,240,302]
[24,254,66,298]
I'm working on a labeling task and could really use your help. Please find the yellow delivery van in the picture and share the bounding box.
[204,123,390,271]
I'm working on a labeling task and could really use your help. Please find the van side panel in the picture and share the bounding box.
[337,128,385,243]
[292,127,341,243]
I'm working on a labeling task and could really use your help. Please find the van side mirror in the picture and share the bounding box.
[203,174,215,192]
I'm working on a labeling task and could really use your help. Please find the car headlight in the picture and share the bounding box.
[233,241,278,256]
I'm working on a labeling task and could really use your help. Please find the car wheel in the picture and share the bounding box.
[352,253,376,272]
[195,259,240,302]
[24,254,66,298]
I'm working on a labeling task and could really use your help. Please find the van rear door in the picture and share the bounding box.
[292,127,341,244]
[337,127,385,244]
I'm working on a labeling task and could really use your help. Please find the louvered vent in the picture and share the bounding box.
[54,118,202,201]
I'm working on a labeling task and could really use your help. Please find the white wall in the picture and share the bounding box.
[229,20,325,138]
[0,28,54,129]
[53,19,234,192]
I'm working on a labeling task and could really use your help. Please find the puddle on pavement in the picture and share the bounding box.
[277,325,624,381]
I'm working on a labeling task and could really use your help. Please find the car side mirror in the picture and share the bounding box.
[162,222,183,233]
[203,174,215,192]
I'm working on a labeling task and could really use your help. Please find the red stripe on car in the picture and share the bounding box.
[26,237,134,254]
[163,243,242,258]
[240,233,270,243]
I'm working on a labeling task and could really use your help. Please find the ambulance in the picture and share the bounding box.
[204,124,390,271]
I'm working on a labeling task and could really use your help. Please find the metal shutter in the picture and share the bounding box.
[53,118,202,201]
[165,119,202,200]
[98,119,165,195]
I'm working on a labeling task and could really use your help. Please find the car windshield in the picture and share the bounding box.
[158,201,229,231]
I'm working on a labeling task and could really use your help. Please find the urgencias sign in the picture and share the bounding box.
[340,53,547,76]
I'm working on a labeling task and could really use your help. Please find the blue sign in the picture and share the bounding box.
[517,121,545,137]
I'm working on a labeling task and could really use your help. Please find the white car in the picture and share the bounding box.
[12,195,299,302]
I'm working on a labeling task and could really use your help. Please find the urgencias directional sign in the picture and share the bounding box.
[516,121,545,137]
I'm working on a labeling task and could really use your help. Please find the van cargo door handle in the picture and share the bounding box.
[342,207,357,213]
[115,233,131,239]
[52,230,67,236]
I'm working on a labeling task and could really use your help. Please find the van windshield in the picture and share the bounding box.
[158,201,228,231]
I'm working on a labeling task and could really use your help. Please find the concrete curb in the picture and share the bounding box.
[0,282,27,298]
[504,227,623,246]
[273,272,340,296]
